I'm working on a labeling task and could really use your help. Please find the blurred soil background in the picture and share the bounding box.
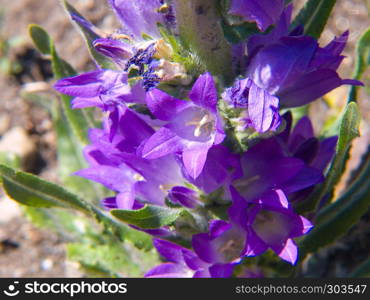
[0,0,369,277]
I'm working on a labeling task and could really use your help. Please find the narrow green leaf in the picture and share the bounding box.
[174,0,233,84]
[292,0,337,38]
[23,206,102,243]
[67,241,159,277]
[296,102,361,213]
[352,27,370,80]
[346,144,370,188]
[50,41,93,144]
[27,24,94,145]
[23,194,153,251]
[0,164,90,213]
[349,258,370,277]
[348,27,370,102]
[0,162,150,251]
[28,24,75,78]
[67,243,139,277]
[299,176,370,259]
[316,144,370,225]
[62,0,116,69]
[111,205,184,229]
[336,102,361,150]
[28,24,51,55]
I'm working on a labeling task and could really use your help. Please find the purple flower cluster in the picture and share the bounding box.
[54,0,356,277]
[225,4,362,133]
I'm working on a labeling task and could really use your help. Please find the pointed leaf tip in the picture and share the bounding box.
[28,24,51,55]
[111,205,184,229]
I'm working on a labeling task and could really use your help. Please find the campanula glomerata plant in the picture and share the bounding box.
[1,0,369,278]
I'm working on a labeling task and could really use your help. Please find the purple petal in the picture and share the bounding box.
[182,141,212,179]
[311,136,338,171]
[166,106,217,142]
[258,189,289,209]
[209,263,235,278]
[187,145,240,194]
[145,263,191,278]
[192,233,219,264]
[99,76,146,105]
[134,181,166,206]
[168,186,200,208]
[70,13,98,34]
[54,70,107,97]
[114,108,155,152]
[228,186,249,226]
[115,191,136,210]
[75,165,135,192]
[109,0,164,39]
[142,127,184,159]
[248,5,293,55]
[182,249,207,271]
[281,166,323,194]
[209,220,233,239]
[93,38,133,67]
[300,216,314,235]
[248,36,318,94]
[101,197,118,210]
[243,229,268,257]
[279,69,344,107]
[248,80,280,132]
[292,138,319,164]
[250,204,310,259]
[325,31,349,56]
[189,72,218,112]
[238,156,305,200]
[310,31,349,70]
[146,89,189,121]
[222,78,253,108]
[71,96,102,109]
[290,116,315,147]
[126,154,183,187]
[193,269,211,278]
[275,238,298,265]
[152,239,187,263]
[229,0,285,32]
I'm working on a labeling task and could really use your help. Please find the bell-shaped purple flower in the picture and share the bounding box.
[75,107,185,209]
[226,7,362,133]
[277,112,338,202]
[180,145,241,195]
[142,73,225,179]
[145,236,237,278]
[233,136,323,202]
[246,31,362,108]
[229,187,313,265]
[54,70,146,110]
[192,220,245,266]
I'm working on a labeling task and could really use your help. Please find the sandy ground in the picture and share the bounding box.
[0,0,369,277]
[0,0,118,278]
